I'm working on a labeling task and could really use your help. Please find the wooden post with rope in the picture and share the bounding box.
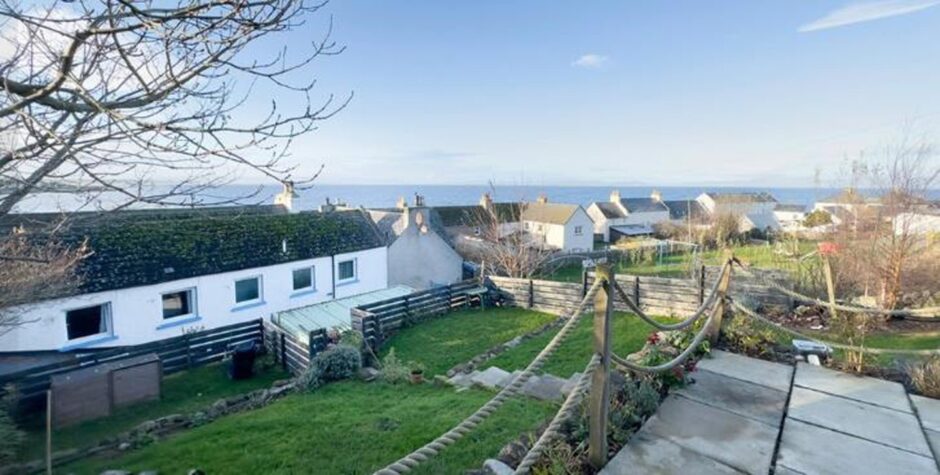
[707,253,734,344]
[588,263,613,469]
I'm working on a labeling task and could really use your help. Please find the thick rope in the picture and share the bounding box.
[733,263,940,318]
[730,299,940,356]
[513,354,601,474]
[610,296,718,373]
[373,278,606,475]
[611,261,730,331]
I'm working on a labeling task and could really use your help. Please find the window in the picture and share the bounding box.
[338,259,356,281]
[235,277,262,304]
[66,303,111,340]
[574,225,583,236]
[162,289,195,319]
[292,267,315,291]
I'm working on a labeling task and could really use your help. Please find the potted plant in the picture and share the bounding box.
[409,362,426,384]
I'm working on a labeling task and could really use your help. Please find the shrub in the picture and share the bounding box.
[723,313,777,357]
[909,356,940,398]
[381,348,410,385]
[298,344,362,391]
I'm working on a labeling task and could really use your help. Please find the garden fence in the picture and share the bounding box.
[262,321,329,376]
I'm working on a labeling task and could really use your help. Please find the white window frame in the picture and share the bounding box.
[161,287,197,321]
[337,258,357,283]
[65,302,113,341]
[291,266,316,293]
[234,275,264,306]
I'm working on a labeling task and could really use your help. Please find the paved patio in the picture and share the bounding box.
[602,350,940,475]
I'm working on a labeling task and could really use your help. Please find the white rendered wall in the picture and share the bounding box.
[0,247,388,353]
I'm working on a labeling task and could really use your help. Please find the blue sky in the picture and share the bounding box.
[258,1,940,187]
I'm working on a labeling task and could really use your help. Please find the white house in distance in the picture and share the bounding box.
[587,190,670,242]
[367,195,463,289]
[0,197,388,353]
[521,196,594,252]
[773,204,807,231]
[696,191,779,233]
[894,210,940,237]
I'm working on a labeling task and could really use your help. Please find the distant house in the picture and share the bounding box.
[894,211,940,237]
[696,192,779,233]
[773,204,807,231]
[367,196,463,289]
[521,196,594,252]
[0,193,388,353]
[663,199,709,227]
[587,191,670,242]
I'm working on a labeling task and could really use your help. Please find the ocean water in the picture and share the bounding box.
[14,184,940,214]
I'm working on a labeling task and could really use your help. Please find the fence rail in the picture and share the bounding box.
[0,319,264,410]
[353,280,485,351]
[262,321,329,376]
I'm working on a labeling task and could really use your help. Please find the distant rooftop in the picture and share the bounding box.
[521,202,580,225]
[702,191,777,204]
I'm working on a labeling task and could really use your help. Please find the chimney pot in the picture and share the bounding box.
[610,190,621,203]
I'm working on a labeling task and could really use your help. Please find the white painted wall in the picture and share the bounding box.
[523,207,594,252]
[0,247,388,353]
[387,211,462,289]
[585,203,668,243]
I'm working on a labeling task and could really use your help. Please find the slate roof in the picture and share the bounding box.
[774,204,807,213]
[5,207,384,298]
[520,203,580,225]
[594,202,625,219]
[433,203,520,227]
[663,200,708,221]
[620,198,669,213]
[702,192,777,204]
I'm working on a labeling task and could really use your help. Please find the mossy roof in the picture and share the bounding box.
[6,207,385,297]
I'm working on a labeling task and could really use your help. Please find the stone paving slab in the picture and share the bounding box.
[642,395,778,474]
[696,350,792,392]
[470,367,511,389]
[794,363,911,412]
[522,373,566,401]
[912,394,940,432]
[600,432,744,475]
[677,369,788,427]
[777,418,938,475]
[787,386,932,456]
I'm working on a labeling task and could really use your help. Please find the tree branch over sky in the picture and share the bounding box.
[0,0,347,216]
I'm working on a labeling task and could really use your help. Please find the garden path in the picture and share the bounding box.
[602,350,940,475]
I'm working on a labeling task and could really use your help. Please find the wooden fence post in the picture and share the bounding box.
[528,279,534,309]
[588,264,613,469]
[581,268,588,298]
[707,255,734,344]
[633,275,640,308]
[279,333,287,372]
[699,265,706,305]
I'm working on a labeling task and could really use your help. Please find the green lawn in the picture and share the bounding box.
[543,242,817,282]
[379,306,558,375]
[484,312,668,377]
[65,381,556,475]
[18,360,287,462]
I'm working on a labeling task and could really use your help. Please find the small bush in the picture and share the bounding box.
[909,356,940,398]
[299,344,362,391]
[381,348,410,385]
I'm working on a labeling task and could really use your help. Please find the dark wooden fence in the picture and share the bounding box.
[352,280,484,351]
[263,321,329,376]
[0,319,263,410]
[488,276,586,315]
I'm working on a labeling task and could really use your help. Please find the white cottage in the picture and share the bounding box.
[368,195,463,289]
[587,191,670,242]
[696,192,779,233]
[520,197,594,252]
[0,203,388,353]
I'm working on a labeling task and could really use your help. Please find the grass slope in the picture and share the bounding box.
[18,361,286,462]
[66,381,555,475]
[379,306,557,375]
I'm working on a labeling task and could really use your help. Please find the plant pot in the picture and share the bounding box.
[410,371,425,384]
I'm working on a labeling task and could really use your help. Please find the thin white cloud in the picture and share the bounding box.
[571,53,609,69]
[799,0,940,32]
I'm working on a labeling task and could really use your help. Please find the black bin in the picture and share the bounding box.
[228,342,257,380]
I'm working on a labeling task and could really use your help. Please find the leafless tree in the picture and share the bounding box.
[0,228,89,335]
[456,196,552,279]
[0,0,346,216]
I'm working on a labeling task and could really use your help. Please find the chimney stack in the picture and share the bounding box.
[395,196,407,210]
[610,190,621,203]
[650,189,662,202]
[319,197,335,213]
[274,181,299,213]
[414,193,426,207]
[536,194,548,204]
